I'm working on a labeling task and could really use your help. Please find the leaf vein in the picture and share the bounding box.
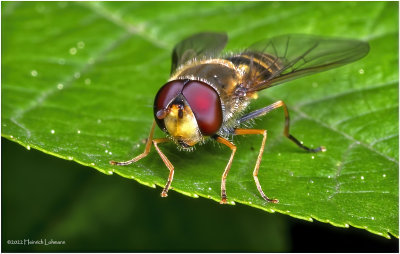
[334,105,398,127]
[297,80,397,108]
[371,133,399,146]
[328,142,359,200]
[80,2,169,50]
[293,108,398,164]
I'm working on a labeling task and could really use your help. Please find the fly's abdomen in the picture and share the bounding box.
[225,52,283,89]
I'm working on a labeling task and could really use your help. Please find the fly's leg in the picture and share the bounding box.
[234,129,278,203]
[235,100,325,202]
[152,138,174,197]
[110,120,156,165]
[213,135,237,204]
[109,121,174,197]
[238,100,326,152]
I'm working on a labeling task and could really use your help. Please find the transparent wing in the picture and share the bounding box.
[171,32,228,74]
[246,34,370,92]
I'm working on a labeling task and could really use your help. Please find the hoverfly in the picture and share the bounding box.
[111,33,369,204]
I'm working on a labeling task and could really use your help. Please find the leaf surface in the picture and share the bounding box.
[2,1,398,238]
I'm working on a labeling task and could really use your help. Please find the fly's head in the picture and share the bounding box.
[154,80,223,150]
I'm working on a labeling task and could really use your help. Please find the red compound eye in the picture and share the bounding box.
[154,80,185,111]
[154,80,185,130]
[182,81,223,135]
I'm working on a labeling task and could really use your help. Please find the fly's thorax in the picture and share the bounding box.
[170,58,252,124]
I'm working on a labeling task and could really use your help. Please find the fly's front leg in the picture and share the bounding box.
[110,120,157,165]
[238,100,326,153]
[213,135,237,204]
[152,138,174,197]
[234,128,278,203]
[109,121,174,197]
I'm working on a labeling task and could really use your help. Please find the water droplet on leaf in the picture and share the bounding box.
[69,47,77,55]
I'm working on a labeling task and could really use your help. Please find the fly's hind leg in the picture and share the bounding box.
[238,100,326,153]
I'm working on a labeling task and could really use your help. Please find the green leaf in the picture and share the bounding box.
[2,1,398,239]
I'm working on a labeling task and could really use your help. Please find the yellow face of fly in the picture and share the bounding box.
[164,103,202,148]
